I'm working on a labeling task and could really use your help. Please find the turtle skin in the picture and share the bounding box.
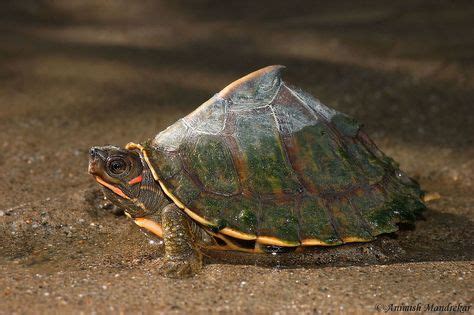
[137,65,425,249]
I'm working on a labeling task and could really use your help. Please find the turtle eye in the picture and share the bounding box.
[108,158,128,175]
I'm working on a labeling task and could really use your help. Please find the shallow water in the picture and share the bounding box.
[0,1,473,313]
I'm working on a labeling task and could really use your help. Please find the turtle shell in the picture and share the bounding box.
[129,65,425,248]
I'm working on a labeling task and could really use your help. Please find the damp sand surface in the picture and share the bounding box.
[0,1,473,313]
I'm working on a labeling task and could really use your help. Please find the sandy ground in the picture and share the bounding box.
[0,1,473,314]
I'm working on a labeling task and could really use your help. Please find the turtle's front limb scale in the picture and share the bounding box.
[160,203,204,278]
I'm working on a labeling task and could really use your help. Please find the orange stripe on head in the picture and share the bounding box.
[128,175,142,185]
[94,176,131,200]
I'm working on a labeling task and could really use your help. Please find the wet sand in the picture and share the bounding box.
[0,1,473,313]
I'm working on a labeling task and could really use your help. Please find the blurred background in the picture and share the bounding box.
[0,1,472,313]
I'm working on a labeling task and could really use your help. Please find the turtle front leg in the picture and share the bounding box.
[160,203,203,278]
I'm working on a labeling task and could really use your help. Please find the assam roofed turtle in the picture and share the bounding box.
[88,65,426,277]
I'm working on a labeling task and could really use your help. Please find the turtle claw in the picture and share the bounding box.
[159,253,203,278]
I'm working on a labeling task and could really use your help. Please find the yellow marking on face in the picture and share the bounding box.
[134,218,163,238]
[94,176,130,200]
[124,211,132,219]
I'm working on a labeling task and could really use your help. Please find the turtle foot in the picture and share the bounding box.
[159,252,203,278]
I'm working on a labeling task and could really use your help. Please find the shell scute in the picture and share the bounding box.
[344,139,386,184]
[291,88,337,120]
[153,119,188,151]
[290,123,359,192]
[258,200,300,245]
[271,85,315,135]
[141,66,425,248]
[167,172,201,206]
[221,65,283,110]
[350,186,394,235]
[383,176,426,220]
[184,96,227,134]
[298,197,341,245]
[328,197,373,242]
[146,146,181,180]
[330,113,361,137]
[183,134,240,195]
[190,194,258,235]
[235,108,302,195]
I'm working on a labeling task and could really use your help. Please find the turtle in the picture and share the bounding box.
[88,65,426,278]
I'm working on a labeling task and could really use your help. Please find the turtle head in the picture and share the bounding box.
[89,145,168,218]
[88,145,143,200]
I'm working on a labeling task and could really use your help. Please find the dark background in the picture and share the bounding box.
[0,1,472,313]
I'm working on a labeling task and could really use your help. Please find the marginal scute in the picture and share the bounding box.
[139,65,425,249]
[350,186,393,235]
[189,194,259,235]
[298,197,341,245]
[383,176,426,220]
[238,208,258,231]
[258,200,300,246]
[328,197,374,242]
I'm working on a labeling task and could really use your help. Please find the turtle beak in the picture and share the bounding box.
[88,147,106,175]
